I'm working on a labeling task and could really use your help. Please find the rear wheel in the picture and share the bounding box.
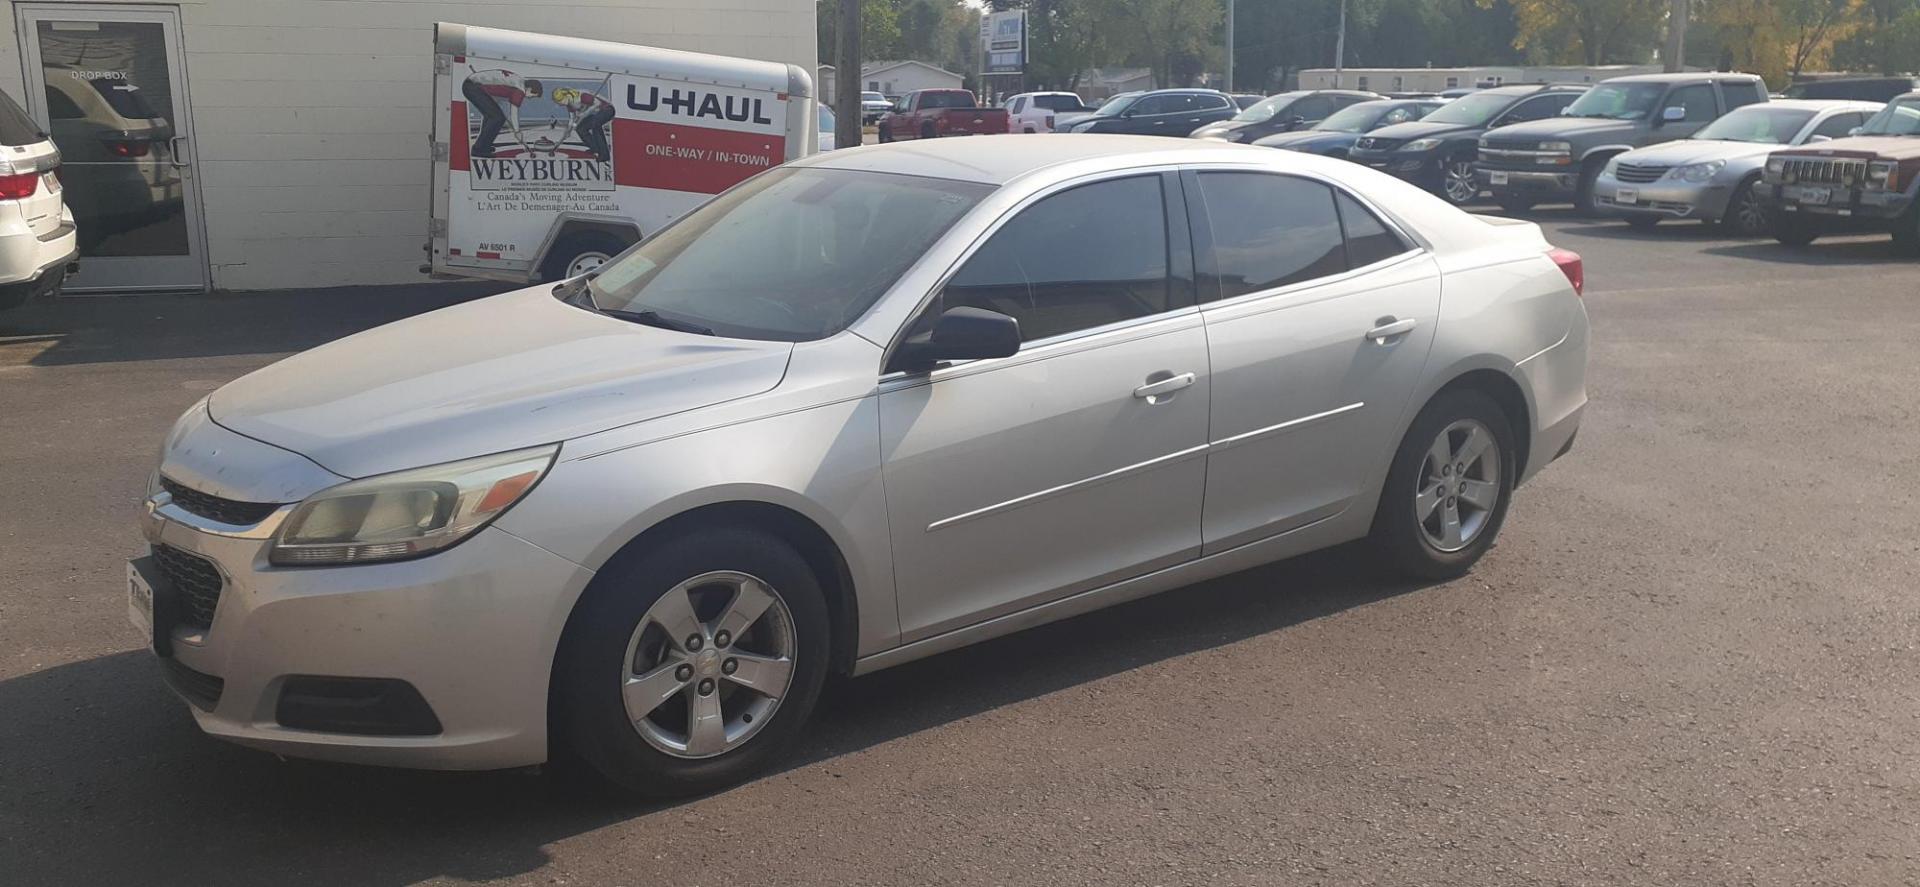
[1890,204,1920,257]
[539,230,630,283]
[1771,214,1820,247]
[556,527,831,798]
[920,122,936,140]
[1440,156,1479,206]
[1371,389,1517,581]
[1720,175,1769,237]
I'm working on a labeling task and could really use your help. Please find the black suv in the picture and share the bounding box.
[1187,90,1382,143]
[1348,84,1587,206]
[1063,89,1237,137]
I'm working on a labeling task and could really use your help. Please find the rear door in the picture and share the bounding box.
[1184,169,1440,553]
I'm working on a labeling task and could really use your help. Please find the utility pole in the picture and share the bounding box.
[1664,0,1690,72]
[1333,0,1348,88]
[835,0,861,150]
[1225,0,1234,92]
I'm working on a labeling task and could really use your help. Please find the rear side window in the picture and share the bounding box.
[0,89,46,146]
[1811,112,1864,139]
[1010,97,1026,113]
[1665,84,1718,122]
[1195,93,1232,111]
[1288,96,1335,120]
[1036,94,1083,111]
[1504,93,1575,123]
[1721,80,1767,109]
[1192,173,1346,299]
[920,92,972,110]
[1336,193,1411,268]
[943,176,1173,342]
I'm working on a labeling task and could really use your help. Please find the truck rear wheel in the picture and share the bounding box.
[920,122,936,140]
[541,230,632,283]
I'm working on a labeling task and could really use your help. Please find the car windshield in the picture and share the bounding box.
[1420,91,1516,126]
[577,168,992,342]
[1090,93,1140,117]
[1315,102,1392,132]
[1691,106,1815,143]
[1034,94,1088,111]
[1232,92,1305,123]
[1857,98,1920,136]
[1564,83,1666,120]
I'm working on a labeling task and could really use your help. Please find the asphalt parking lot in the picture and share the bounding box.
[3,212,1917,886]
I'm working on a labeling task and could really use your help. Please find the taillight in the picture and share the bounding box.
[1045,114,1054,130]
[1547,247,1584,296]
[0,172,38,200]
[104,138,150,158]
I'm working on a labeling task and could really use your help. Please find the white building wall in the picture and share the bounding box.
[0,0,816,291]
[862,63,960,97]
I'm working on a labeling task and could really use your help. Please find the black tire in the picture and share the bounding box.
[539,230,630,283]
[1770,214,1820,247]
[1495,194,1536,214]
[920,122,937,140]
[1439,155,1480,206]
[877,124,892,143]
[1573,158,1607,216]
[1370,388,1518,582]
[556,527,832,798]
[1890,205,1920,258]
[1623,215,1660,230]
[1719,175,1769,237]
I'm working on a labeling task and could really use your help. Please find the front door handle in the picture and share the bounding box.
[168,136,190,169]
[1133,371,1196,402]
[1366,317,1418,343]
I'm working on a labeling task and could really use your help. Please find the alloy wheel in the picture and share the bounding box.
[1443,160,1477,205]
[1728,185,1768,236]
[621,570,797,759]
[1415,419,1503,553]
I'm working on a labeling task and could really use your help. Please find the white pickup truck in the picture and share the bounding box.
[426,24,816,284]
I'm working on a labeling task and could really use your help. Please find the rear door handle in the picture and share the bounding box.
[1366,317,1418,343]
[1133,372,1196,401]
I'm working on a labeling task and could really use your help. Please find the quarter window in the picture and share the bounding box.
[1192,173,1346,299]
[941,176,1173,343]
[1336,192,1411,268]
[1811,112,1863,140]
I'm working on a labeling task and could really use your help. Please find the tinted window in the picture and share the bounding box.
[1811,112,1864,139]
[919,91,973,110]
[1336,193,1410,268]
[1193,173,1346,299]
[1036,94,1087,111]
[1288,96,1335,121]
[1721,80,1767,109]
[0,89,45,146]
[1423,90,1521,126]
[1132,94,1181,115]
[1664,84,1717,122]
[1010,97,1026,113]
[1503,93,1575,123]
[1692,105,1813,143]
[42,84,84,120]
[1194,93,1232,111]
[943,176,1172,342]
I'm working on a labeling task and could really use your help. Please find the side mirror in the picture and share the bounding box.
[1848,126,1863,137]
[894,306,1021,372]
[1808,134,1833,144]
[1661,106,1687,123]
[1287,115,1308,129]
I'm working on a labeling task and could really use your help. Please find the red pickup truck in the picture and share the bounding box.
[877,89,1009,142]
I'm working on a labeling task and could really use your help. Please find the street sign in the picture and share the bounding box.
[983,9,1024,75]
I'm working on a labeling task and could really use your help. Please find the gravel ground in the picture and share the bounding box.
[1,211,1916,886]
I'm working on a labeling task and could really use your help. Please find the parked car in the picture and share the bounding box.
[816,104,838,151]
[130,134,1588,798]
[1439,88,1479,99]
[1189,89,1382,142]
[1591,99,1881,234]
[1759,91,1920,253]
[0,87,77,313]
[1062,88,1236,136]
[860,91,892,125]
[1005,91,1094,133]
[1782,77,1919,103]
[1476,72,1771,214]
[1348,83,1587,207]
[1252,98,1444,158]
[877,88,1009,142]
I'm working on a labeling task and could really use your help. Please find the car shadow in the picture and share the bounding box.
[1701,237,1910,265]
[0,542,1433,887]
[0,283,512,368]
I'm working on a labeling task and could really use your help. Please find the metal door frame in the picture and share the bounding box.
[16,3,209,292]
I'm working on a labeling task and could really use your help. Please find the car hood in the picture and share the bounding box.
[1484,117,1637,143]
[1254,130,1360,151]
[1615,139,1780,167]
[1190,120,1256,139]
[208,286,794,479]
[1774,135,1920,160]
[1362,119,1474,142]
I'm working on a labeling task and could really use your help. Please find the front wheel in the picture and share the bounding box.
[877,125,892,143]
[1771,214,1820,247]
[1573,159,1606,216]
[556,527,831,798]
[1440,157,1479,206]
[1720,176,1769,237]
[1370,389,1517,581]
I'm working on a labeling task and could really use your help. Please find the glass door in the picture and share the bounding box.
[16,4,207,291]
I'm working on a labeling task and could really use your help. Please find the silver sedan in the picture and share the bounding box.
[130,135,1589,797]
[1593,100,1883,234]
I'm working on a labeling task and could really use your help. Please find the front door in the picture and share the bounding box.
[878,173,1209,642]
[17,4,207,291]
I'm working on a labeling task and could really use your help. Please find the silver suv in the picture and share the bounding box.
[0,88,76,313]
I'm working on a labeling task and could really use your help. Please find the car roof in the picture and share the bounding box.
[1747,98,1885,112]
[1143,88,1228,95]
[1601,72,1761,84]
[802,133,1356,186]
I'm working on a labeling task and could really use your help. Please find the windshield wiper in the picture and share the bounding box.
[553,275,595,307]
[599,308,715,336]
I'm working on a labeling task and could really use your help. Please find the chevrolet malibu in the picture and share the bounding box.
[131,135,1589,797]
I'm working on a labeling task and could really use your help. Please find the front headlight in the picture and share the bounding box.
[1765,156,1787,176]
[1539,141,1572,153]
[1867,160,1899,190]
[270,444,558,566]
[1669,160,1726,183]
[1401,138,1441,152]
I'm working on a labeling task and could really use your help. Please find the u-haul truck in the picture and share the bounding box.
[427,23,815,284]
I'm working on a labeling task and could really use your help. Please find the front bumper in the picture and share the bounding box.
[1354,151,1442,189]
[1477,167,1579,198]
[135,495,595,770]
[1591,172,1733,221]
[0,218,77,311]
[1759,182,1914,222]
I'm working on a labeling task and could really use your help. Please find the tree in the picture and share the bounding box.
[817,0,902,66]
[1779,0,1866,77]
[1485,0,1665,65]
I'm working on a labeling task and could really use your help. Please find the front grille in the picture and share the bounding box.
[1479,139,1535,152]
[153,543,224,629]
[159,656,224,711]
[1778,157,1868,186]
[1612,163,1671,184]
[1355,136,1402,151]
[161,477,279,526]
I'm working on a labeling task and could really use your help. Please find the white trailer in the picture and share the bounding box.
[428,23,815,284]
